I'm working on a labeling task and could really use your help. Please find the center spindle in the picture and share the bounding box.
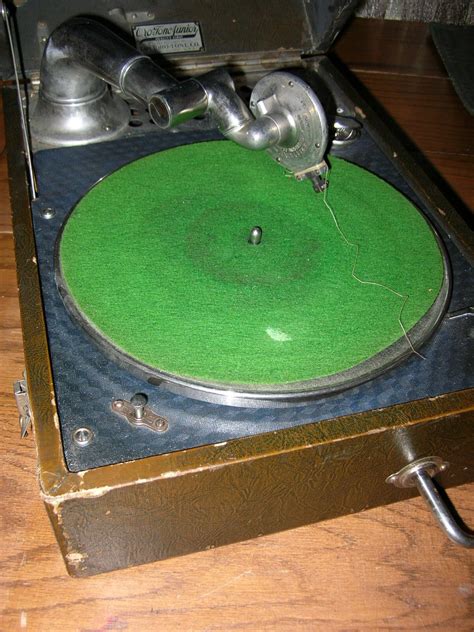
[248,226,262,245]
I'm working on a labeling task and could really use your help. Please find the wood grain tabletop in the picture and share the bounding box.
[1,18,473,632]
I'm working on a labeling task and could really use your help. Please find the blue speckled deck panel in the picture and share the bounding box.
[31,129,474,472]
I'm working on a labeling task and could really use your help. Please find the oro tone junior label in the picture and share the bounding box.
[133,22,203,54]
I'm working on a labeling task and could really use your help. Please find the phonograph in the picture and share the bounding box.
[2,0,473,576]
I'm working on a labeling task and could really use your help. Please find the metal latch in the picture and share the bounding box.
[111,393,168,433]
[13,377,32,438]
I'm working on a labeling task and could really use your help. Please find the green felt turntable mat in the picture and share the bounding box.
[58,141,444,386]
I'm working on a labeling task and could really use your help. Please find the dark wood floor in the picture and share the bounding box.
[1,18,473,631]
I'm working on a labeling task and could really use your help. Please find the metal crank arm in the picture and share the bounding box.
[387,457,474,548]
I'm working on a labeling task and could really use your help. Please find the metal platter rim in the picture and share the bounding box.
[56,253,450,409]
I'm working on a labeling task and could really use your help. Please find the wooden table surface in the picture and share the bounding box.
[1,18,473,632]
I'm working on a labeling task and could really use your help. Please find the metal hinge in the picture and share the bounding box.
[13,376,32,438]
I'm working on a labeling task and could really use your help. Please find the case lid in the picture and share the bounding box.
[0,0,357,78]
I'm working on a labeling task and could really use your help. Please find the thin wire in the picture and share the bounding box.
[321,169,425,360]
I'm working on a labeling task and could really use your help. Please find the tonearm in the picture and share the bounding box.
[31,17,330,190]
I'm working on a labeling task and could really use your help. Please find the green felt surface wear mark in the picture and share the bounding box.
[59,141,444,386]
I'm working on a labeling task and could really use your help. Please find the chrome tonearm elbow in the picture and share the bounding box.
[148,69,329,187]
[148,69,286,151]
[32,17,329,187]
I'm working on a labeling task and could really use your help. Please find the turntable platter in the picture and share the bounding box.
[57,141,448,405]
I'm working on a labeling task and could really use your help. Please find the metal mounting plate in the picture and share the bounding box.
[111,399,169,433]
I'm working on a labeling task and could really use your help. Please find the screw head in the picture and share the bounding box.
[40,207,55,219]
[73,427,93,447]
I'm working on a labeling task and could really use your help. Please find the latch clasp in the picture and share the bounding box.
[13,376,32,438]
[111,393,168,433]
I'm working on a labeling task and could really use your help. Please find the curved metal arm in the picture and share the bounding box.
[414,469,474,548]
[148,69,293,151]
[198,73,288,151]
[148,68,328,180]
[387,457,474,548]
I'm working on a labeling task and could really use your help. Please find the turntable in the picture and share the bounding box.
[2,0,473,576]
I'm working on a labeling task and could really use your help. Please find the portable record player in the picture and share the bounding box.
[2,0,473,576]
